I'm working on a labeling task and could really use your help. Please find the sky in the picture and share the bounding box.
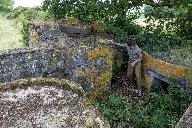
[14,0,43,7]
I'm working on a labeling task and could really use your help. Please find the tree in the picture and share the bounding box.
[144,0,192,39]
[0,0,14,12]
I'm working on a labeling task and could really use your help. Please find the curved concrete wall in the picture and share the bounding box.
[0,43,113,102]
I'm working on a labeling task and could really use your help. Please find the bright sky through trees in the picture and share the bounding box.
[14,0,43,7]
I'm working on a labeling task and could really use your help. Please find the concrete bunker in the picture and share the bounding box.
[0,18,191,127]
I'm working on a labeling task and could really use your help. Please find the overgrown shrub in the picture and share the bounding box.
[42,0,142,43]
[10,7,49,46]
[144,1,192,40]
[0,0,14,13]
[94,84,192,128]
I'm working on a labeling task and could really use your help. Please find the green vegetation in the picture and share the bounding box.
[6,6,49,46]
[0,0,14,12]
[128,33,192,68]
[0,14,24,51]
[41,0,192,67]
[94,85,192,128]
[0,0,50,47]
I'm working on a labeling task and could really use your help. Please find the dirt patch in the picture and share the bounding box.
[110,72,145,101]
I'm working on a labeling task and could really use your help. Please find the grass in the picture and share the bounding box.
[0,13,25,52]
[94,85,192,128]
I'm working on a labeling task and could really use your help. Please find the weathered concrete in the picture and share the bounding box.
[176,103,192,128]
[142,51,192,90]
[0,30,113,103]
[28,19,105,48]
[0,78,110,128]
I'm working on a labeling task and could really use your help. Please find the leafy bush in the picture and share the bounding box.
[105,22,142,43]
[42,0,142,42]
[9,7,49,46]
[0,0,14,13]
[94,85,192,128]
[126,33,192,67]
[94,92,131,128]
[144,1,192,40]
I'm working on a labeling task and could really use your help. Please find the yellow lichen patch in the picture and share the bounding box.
[77,66,111,103]
[88,48,111,60]
[78,66,99,81]
[68,48,75,58]
[90,66,97,81]
[142,51,192,89]
[107,55,113,65]
[78,68,89,79]
[49,26,56,31]
[27,53,32,60]
[143,51,184,77]
[62,18,80,25]
[93,71,112,87]
[31,31,38,45]
[91,21,105,32]
[45,20,56,25]
[173,67,186,78]
[156,61,173,75]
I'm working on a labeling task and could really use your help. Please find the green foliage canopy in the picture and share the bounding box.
[144,0,192,39]
[0,0,14,12]
[42,0,143,42]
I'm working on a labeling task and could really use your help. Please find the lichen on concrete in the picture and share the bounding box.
[0,19,113,103]
[0,78,110,128]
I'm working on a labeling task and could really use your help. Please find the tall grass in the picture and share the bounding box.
[0,13,25,52]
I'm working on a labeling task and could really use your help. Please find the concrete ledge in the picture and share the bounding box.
[176,103,192,128]
[0,78,86,97]
[0,78,110,127]
[142,51,192,90]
